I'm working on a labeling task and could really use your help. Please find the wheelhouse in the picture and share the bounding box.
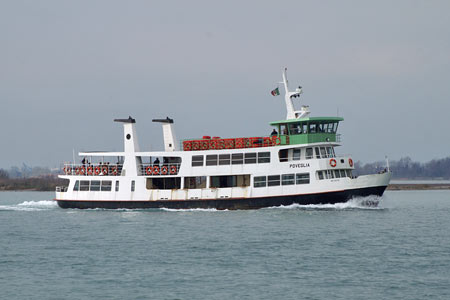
[270,116,343,145]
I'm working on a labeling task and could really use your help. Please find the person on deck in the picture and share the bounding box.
[271,129,278,136]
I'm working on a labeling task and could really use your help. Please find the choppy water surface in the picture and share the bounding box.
[1,191,450,300]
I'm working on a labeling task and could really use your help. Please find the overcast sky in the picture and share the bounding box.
[1,0,449,168]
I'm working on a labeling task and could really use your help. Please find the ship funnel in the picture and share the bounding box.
[152,117,179,152]
[114,116,141,176]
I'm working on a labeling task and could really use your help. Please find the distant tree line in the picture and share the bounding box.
[0,164,59,179]
[354,156,450,179]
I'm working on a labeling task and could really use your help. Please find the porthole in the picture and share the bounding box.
[126,134,131,140]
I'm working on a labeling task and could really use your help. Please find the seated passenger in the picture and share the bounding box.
[271,129,278,136]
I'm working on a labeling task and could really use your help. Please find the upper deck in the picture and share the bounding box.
[181,116,343,151]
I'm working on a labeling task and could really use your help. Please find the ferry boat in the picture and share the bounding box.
[55,69,391,209]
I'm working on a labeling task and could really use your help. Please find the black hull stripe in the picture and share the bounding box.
[56,185,387,210]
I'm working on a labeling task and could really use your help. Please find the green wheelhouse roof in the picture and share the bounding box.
[270,116,344,126]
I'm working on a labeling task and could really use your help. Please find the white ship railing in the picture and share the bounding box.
[138,163,181,176]
[61,164,123,176]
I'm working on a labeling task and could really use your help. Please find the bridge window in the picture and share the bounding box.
[289,123,301,135]
[192,155,204,167]
[309,123,317,133]
[184,176,207,189]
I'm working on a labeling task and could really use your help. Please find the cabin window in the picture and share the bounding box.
[219,154,231,165]
[73,180,79,191]
[254,176,267,187]
[293,148,301,161]
[326,147,335,158]
[346,170,353,178]
[340,170,346,178]
[320,147,327,158]
[146,178,181,190]
[80,180,90,191]
[231,153,244,165]
[91,180,101,191]
[318,171,324,180]
[329,170,335,179]
[184,176,207,189]
[315,147,321,159]
[115,180,119,192]
[101,180,112,191]
[267,175,280,187]
[296,173,310,184]
[206,155,218,166]
[244,153,257,164]
[279,149,288,162]
[131,180,135,192]
[309,123,317,133]
[192,155,204,167]
[334,170,341,178]
[210,175,249,188]
[258,152,270,163]
[282,174,295,185]
[305,148,313,159]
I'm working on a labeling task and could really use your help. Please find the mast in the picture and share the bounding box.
[281,68,308,119]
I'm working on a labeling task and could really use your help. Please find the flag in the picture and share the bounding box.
[271,87,280,96]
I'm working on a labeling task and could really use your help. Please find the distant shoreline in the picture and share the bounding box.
[387,184,450,190]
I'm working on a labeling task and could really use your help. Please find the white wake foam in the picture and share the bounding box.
[0,200,58,211]
[160,207,226,212]
[266,196,383,210]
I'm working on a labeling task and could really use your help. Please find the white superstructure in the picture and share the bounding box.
[55,69,391,209]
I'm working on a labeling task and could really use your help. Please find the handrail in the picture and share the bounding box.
[139,163,181,176]
[61,163,123,176]
[181,136,284,151]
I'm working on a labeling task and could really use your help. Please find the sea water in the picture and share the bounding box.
[1,191,450,300]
